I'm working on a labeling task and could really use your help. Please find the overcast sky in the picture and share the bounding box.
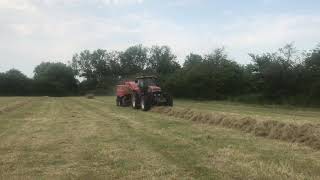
[1,0,320,77]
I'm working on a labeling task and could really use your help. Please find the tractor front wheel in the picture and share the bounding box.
[166,95,173,106]
[132,93,140,109]
[141,95,151,111]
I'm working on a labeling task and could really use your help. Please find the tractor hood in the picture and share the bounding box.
[148,85,161,92]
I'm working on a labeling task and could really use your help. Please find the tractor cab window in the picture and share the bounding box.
[137,77,157,88]
[144,78,156,86]
[138,79,144,87]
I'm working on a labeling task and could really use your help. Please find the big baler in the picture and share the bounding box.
[116,76,173,111]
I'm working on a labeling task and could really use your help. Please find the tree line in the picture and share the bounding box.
[0,62,77,96]
[0,44,319,105]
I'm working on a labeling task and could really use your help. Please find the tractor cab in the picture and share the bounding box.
[136,76,159,91]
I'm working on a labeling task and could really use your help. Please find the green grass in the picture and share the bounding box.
[0,96,319,179]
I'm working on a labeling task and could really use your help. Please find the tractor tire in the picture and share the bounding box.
[116,97,121,106]
[121,96,128,107]
[131,93,140,109]
[166,95,173,106]
[141,95,151,111]
[119,97,124,106]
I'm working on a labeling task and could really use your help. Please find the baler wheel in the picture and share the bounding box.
[116,97,121,106]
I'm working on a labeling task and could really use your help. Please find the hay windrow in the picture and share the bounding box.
[150,107,320,150]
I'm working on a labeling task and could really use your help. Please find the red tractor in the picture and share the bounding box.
[116,76,173,111]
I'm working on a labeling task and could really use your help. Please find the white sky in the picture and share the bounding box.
[1,0,320,77]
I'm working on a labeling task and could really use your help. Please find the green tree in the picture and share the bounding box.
[304,44,320,102]
[183,53,203,69]
[0,69,31,95]
[71,49,122,91]
[203,48,245,98]
[147,45,180,75]
[164,48,245,99]
[248,44,302,101]
[34,62,77,96]
[120,44,148,76]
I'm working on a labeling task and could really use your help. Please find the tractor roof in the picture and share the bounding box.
[136,75,157,79]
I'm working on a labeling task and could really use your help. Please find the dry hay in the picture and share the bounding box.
[86,94,95,99]
[151,107,320,150]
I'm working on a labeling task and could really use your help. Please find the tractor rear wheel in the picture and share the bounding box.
[141,95,151,111]
[131,93,139,109]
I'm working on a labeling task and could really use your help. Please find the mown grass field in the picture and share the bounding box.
[0,96,320,179]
